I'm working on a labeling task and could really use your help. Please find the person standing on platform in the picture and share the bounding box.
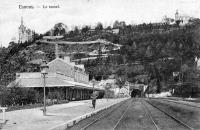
[92,96,96,109]
[91,92,97,109]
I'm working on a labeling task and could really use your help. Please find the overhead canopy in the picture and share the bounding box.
[7,72,104,91]
[7,77,74,88]
[66,80,104,91]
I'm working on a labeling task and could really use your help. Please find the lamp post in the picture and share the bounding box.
[147,76,149,98]
[92,77,95,93]
[40,60,49,116]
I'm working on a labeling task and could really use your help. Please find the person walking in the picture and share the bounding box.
[91,92,97,109]
[92,97,96,109]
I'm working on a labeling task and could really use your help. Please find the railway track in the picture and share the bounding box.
[80,99,132,130]
[71,98,171,130]
[68,98,197,130]
[144,99,195,130]
[112,102,132,130]
[152,98,200,109]
[141,100,160,130]
[68,98,132,130]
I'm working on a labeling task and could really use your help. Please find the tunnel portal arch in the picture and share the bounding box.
[129,84,145,98]
[131,89,142,97]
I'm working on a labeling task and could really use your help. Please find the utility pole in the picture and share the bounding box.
[181,57,183,84]
[147,77,149,98]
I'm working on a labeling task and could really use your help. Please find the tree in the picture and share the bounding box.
[74,26,80,34]
[115,75,126,89]
[113,20,120,28]
[119,21,126,28]
[104,83,113,100]
[95,22,103,30]
[81,25,90,33]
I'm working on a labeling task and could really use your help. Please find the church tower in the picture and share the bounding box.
[175,10,179,22]
[18,16,33,43]
[19,16,26,43]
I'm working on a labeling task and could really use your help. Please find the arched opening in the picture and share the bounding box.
[131,89,142,98]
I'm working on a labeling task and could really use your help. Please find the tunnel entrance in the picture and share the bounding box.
[131,89,142,98]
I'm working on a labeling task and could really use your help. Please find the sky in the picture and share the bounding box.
[0,0,200,47]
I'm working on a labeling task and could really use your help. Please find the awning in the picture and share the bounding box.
[66,80,104,91]
[8,77,74,88]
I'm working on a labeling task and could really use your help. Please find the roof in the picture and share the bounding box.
[43,36,64,40]
[47,58,75,78]
[8,76,74,88]
[67,80,104,91]
[48,58,85,70]
[27,59,43,65]
[7,72,103,90]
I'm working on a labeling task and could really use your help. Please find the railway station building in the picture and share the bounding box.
[8,57,104,101]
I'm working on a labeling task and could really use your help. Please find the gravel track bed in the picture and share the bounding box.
[144,100,189,130]
[148,99,200,129]
[114,99,156,130]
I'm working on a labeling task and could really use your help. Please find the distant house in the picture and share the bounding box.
[8,57,104,101]
[28,59,43,65]
[88,29,96,34]
[103,28,120,34]
[111,28,119,34]
[42,35,64,40]
[163,10,192,26]
[96,79,130,97]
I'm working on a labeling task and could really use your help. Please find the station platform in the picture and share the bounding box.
[0,98,128,130]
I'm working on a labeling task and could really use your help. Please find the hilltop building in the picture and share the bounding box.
[18,17,34,43]
[163,10,192,25]
[175,10,180,22]
[8,56,104,101]
[175,10,193,26]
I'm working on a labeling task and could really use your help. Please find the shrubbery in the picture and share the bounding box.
[0,86,70,111]
[173,83,200,98]
[0,87,38,107]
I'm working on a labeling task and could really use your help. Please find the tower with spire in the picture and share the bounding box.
[175,10,179,22]
[18,16,34,43]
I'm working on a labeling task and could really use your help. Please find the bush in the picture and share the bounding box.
[0,87,38,107]
[0,87,12,106]
[173,83,200,98]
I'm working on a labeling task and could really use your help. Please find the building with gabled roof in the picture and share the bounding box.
[8,57,104,101]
